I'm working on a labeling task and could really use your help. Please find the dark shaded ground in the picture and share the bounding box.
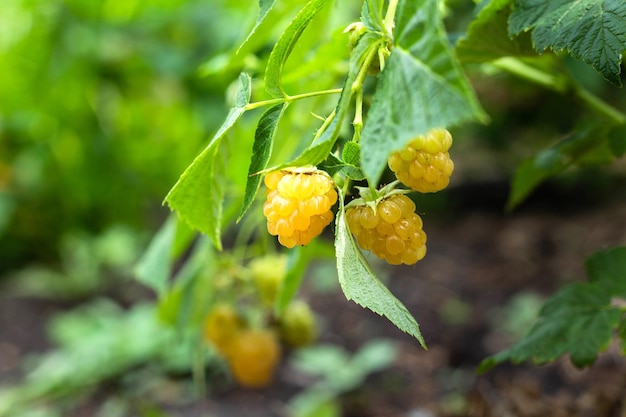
[2,179,626,416]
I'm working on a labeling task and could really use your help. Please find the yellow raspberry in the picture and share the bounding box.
[346,194,427,265]
[388,128,454,193]
[202,303,245,358]
[228,328,281,388]
[263,167,337,248]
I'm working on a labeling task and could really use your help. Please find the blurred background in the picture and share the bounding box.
[1,0,626,416]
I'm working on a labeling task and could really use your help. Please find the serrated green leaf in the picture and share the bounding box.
[334,193,425,347]
[361,0,386,32]
[456,0,535,63]
[361,0,487,186]
[165,73,251,249]
[284,32,384,168]
[237,0,278,54]
[509,0,626,86]
[265,0,331,97]
[479,282,621,372]
[507,125,610,209]
[586,246,626,297]
[319,154,365,181]
[342,142,361,166]
[239,103,287,222]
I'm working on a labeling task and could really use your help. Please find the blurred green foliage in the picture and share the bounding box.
[0,0,257,271]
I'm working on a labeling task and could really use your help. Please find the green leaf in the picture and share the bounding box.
[361,0,487,186]
[609,125,626,157]
[586,246,626,297]
[319,154,365,181]
[361,0,386,32]
[165,73,251,250]
[509,0,626,86]
[479,282,621,372]
[133,215,177,296]
[342,142,361,166]
[265,0,331,97]
[237,0,278,54]
[334,192,425,347]
[284,32,383,168]
[456,0,535,63]
[507,125,609,209]
[238,103,287,222]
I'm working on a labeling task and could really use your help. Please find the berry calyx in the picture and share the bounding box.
[263,167,337,248]
[346,193,427,265]
[228,328,281,388]
[388,128,454,193]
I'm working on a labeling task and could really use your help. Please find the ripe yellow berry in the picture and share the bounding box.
[263,167,337,248]
[203,304,244,358]
[346,194,427,265]
[388,128,454,193]
[228,328,281,388]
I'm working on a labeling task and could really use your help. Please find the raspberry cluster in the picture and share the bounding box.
[263,167,337,248]
[388,128,454,193]
[346,194,427,265]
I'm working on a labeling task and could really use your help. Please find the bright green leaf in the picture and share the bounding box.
[334,193,425,347]
[165,73,251,249]
[509,0,626,86]
[361,0,386,32]
[265,0,331,97]
[239,103,287,222]
[284,32,383,168]
[456,0,535,63]
[361,0,487,186]
[479,282,621,371]
[237,0,278,54]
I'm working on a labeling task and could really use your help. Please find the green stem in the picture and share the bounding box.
[312,108,336,143]
[574,85,626,125]
[244,88,343,111]
[492,57,567,93]
[383,0,399,35]
[493,57,626,125]
[352,88,364,142]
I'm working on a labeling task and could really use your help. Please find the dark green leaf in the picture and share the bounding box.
[586,246,626,297]
[239,103,287,222]
[265,0,331,97]
[165,73,251,249]
[507,125,610,209]
[456,0,535,63]
[361,0,487,186]
[609,125,626,157]
[319,154,365,181]
[334,192,425,347]
[509,0,626,86]
[479,282,621,372]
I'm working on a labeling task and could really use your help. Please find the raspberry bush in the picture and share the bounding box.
[134,0,626,382]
